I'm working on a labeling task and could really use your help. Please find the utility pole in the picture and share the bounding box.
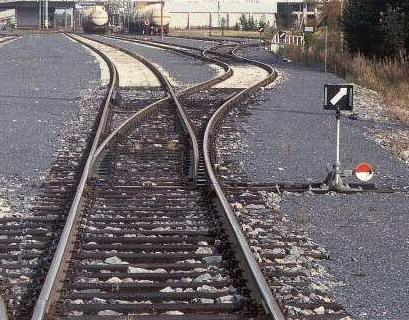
[217,0,220,28]
[340,0,345,51]
[64,8,68,29]
[160,0,164,39]
[187,12,190,30]
[38,0,42,28]
[127,0,130,33]
[44,0,48,29]
[209,12,212,36]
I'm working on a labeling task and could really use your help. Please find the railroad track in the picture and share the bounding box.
[0,30,351,320]
[0,37,111,319]
[107,36,353,319]
[14,33,283,320]
[206,45,352,319]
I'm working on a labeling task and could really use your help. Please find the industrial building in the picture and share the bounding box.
[0,0,316,30]
[164,0,317,29]
[0,0,74,28]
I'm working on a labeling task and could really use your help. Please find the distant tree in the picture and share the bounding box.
[234,22,240,31]
[220,17,226,35]
[258,15,267,29]
[315,0,343,53]
[316,0,342,30]
[401,1,409,52]
[380,5,406,55]
[386,0,409,54]
[341,0,388,57]
[248,15,257,30]
[239,14,248,30]
[220,17,226,29]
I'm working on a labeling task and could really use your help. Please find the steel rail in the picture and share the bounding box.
[31,34,235,320]
[104,34,204,52]
[137,37,282,316]
[0,296,7,320]
[166,34,243,45]
[103,34,231,74]
[77,34,201,184]
[203,44,285,320]
[89,35,234,170]
[106,34,245,65]
[93,36,284,318]
[30,33,119,320]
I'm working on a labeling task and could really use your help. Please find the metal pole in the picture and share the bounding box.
[0,296,8,320]
[217,0,220,28]
[64,9,68,29]
[335,109,341,186]
[71,8,74,30]
[127,2,130,33]
[340,0,345,51]
[44,0,48,28]
[38,0,42,28]
[209,12,212,36]
[324,25,328,73]
[187,12,190,30]
[160,0,164,39]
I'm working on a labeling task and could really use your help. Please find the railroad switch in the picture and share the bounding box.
[110,90,123,106]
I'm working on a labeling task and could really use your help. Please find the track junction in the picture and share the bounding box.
[0,32,357,320]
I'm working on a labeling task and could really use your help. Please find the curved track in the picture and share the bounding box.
[0,34,116,320]
[22,33,282,320]
[207,43,351,319]
[0,31,358,320]
[0,32,284,319]
[113,36,350,319]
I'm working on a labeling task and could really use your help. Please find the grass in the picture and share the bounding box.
[169,28,262,39]
[283,43,409,124]
[346,54,409,123]
[338,53,409,124]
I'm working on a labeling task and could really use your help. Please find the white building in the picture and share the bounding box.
[160,0,315,29]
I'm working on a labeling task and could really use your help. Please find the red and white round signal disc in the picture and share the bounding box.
[354,163,374,182]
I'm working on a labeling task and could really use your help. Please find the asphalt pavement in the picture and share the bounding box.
[0,33,100,198]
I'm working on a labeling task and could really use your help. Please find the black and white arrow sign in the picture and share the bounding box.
[330,87,348,105]
[324,84,353,111]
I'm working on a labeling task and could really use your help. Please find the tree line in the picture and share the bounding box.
[341,0,409,57]
[235,14,269,31]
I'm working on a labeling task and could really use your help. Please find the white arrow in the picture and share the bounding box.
[330,87,348,105]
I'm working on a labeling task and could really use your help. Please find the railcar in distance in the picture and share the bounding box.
[129,5,170,36]
[82,6,109,33]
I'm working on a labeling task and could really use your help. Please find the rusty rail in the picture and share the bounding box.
[30,33,119,320]
[30,33,234,320]
[203,43,285,320]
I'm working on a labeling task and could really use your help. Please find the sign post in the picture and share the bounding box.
[321,84,361,191]
[308,84,377,193]
[324,26,328,73]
